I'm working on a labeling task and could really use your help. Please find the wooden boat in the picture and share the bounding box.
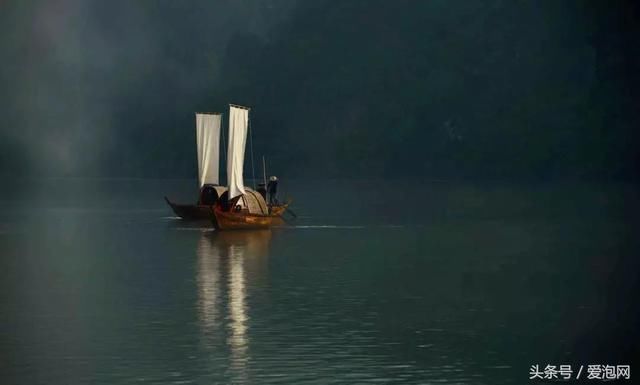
[165,197,211,220]
[211,189,289,230]
[165,184,227,220]
[210,104,292,231]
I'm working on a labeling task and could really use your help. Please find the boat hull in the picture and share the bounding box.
[212,206,284,231]
[165,197,213,220]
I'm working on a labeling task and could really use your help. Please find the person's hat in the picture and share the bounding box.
[269,176,278,181]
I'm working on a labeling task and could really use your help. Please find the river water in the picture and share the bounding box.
[1,178,638,384]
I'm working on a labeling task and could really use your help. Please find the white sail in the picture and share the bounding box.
[227,105,249,199]
[196,113,221,187]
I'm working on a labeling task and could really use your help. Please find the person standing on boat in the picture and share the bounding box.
[267,176,279,205]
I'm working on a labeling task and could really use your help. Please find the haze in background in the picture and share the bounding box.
[0,0,638,179]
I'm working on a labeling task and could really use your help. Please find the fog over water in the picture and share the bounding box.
[1,1,638,179]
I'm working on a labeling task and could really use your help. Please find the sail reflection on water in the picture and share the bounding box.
[196,234,221,337]
[195,230,271,382]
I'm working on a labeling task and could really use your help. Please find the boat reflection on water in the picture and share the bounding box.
[195,230,271,382]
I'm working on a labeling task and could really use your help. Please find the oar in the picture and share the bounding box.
[285,207,298,218]
[279,198,298,218]
[279,213,294,225]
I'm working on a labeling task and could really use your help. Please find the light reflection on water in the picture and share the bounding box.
[191,227,482,384]
[196,233,220,337]
[195,230,271,384]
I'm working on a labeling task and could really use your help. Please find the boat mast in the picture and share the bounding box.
[248,111,257,189]
[262,156,267,187]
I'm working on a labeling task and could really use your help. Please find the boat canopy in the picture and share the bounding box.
[198,184,228,205]
[196,113,222,187]
[239,188,269,215]
[219,187,268,215]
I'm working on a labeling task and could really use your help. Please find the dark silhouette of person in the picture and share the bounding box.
[267,176,279,205]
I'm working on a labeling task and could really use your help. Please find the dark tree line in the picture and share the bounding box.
[211,0,640,180]
[1,0,638,180]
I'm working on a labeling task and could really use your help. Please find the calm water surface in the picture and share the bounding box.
[1,179,638,384]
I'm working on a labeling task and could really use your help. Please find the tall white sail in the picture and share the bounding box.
[227,105,249,199]
[196,113,221,187]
